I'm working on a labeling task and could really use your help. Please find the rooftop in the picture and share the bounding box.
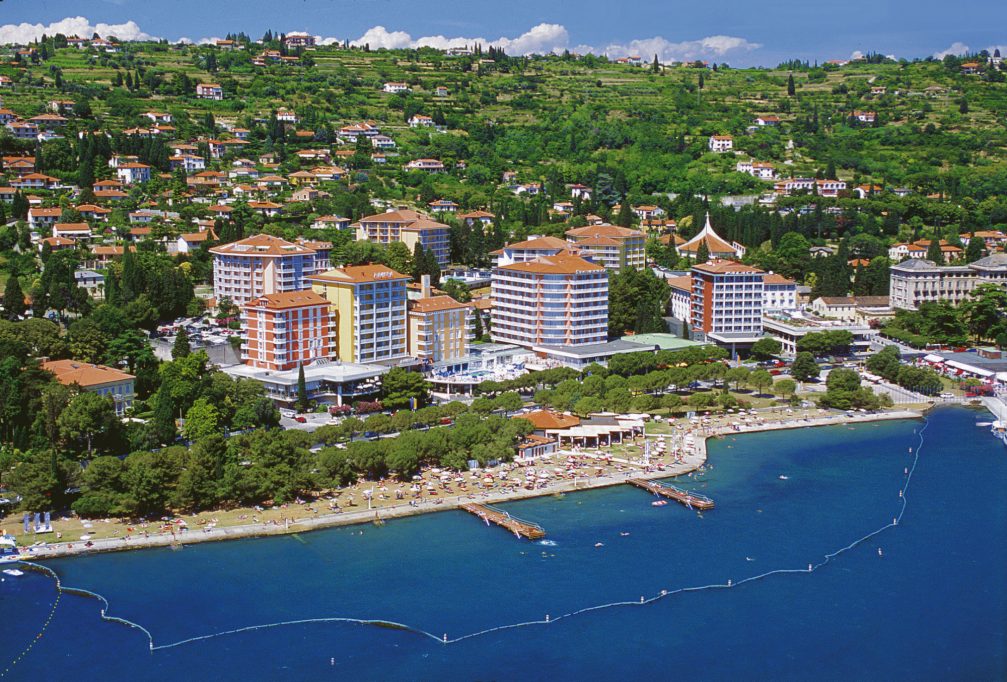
[42,359,134,387]
[311,263,411,285]
[498,254,605,275]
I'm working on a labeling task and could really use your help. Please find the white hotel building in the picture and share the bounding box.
[889,254,1007,310]
[210,234,327,306]
[491,254,609,350]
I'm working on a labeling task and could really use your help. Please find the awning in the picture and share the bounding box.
[945,360,994,377]
[923,354,944,363]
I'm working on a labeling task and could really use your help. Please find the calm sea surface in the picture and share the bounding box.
[2,406,1004,681]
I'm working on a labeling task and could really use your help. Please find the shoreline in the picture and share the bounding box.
[8,408,924,563]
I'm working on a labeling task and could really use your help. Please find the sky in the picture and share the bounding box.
[0,0,1005,67]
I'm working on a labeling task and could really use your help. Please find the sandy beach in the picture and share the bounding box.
[4,406,926,562]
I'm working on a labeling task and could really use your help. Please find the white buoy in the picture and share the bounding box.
[545,614,550,622]
[443,633,448,643]
[893,517,897,526]
[808,564,812,572]
[878,548,883,557]
[727,579,732,587]
[640,596,645,603]
[899,490,903,498]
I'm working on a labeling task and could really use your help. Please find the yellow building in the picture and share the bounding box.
[309,264,410,364]
[407,277,471,370]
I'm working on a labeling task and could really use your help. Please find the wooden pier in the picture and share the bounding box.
[461,503,546,540]
[628,478,715,511]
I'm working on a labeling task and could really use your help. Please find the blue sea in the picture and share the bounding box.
[2,406,1004,681]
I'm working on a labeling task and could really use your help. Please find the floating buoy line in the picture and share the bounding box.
[2,418,929,668]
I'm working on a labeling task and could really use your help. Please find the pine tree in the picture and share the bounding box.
[296,364,309,412]
[787,73,796,96]
[2,274,26,320]
[172,327,191,359]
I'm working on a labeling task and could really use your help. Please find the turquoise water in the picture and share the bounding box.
[2,407,1004,680]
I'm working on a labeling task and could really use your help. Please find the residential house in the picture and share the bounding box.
[708,135,733,152]
[405,158,445,172]
[116,162,152,185]
[27,207,62,229]
[196,83,224,100]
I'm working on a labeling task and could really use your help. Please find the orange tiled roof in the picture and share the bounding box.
[515,410,581,430]
[311,263,410,285]
[42,359,133,387]
[243,290,330,310]
[499,254,605,275]
[409,295,468,313]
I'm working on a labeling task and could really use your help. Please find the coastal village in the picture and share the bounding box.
[1,31,1007,560]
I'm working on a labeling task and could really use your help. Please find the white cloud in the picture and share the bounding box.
[330,23,570,56]
[0,17,759,66]
[602,34,761,63]
[0,16,157,44]
[933,41,970,59]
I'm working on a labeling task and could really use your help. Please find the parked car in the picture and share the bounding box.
[363,431,380,440]
[294,416,307,423]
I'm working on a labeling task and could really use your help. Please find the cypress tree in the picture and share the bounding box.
[121,247,144,300]
[2,274,26,320]
[411,243,426,282]
[926,238,944,264]
[11,191,28,220]
[787,73,796,96]
[696,240,710,264]
[965,235,983,262]
[296,364,309,412]
[425,248,441,287]
[617,200,633,228]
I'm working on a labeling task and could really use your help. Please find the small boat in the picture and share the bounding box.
[778,475,789,480]
[3,568,24,577]
[991,421,1007,446]
[651,500,668,507]
[594,542,604,548]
